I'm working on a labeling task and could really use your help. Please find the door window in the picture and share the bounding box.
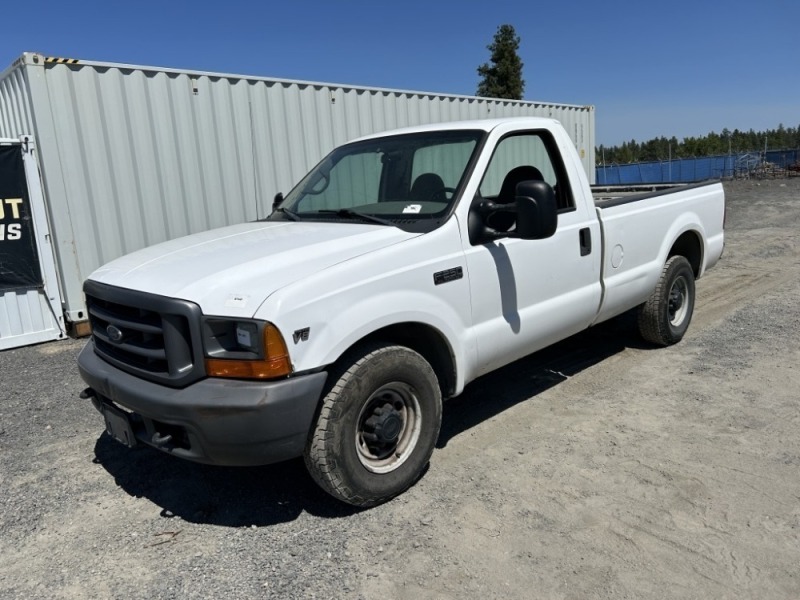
[479,132,574,211]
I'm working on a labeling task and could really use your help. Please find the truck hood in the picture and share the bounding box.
[88,221,418,317]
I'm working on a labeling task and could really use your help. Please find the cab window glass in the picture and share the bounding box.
[479,132,574,211]
[411,141,476,189]
[297,152,382,212]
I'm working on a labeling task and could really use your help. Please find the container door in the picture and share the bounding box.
[0,136,66,349]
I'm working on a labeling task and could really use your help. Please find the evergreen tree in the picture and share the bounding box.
[476,25,525,100]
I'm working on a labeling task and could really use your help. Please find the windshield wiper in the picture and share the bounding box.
[316,209,396,227]
[275,206,302,221]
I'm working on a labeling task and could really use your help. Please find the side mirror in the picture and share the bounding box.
[467,180,558,245]
[515,181,557,240]
[272,192,284,213]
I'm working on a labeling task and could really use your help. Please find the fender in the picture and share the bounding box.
[255,218,477,394]
[655,182,725,278]
[289,296,470,394]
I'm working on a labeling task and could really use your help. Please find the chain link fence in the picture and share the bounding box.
[596,150,800,184]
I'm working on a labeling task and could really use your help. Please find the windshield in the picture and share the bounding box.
[270,130,483,231]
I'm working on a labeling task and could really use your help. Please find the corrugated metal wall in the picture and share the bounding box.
[0,61,34,138]
[1,53,595,322]
[0,287,59,349]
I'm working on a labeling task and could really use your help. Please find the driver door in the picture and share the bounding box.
[462,130,602,376]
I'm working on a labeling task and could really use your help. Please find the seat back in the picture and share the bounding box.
[410,173,446,203]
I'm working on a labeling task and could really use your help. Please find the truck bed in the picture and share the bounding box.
[591,181,719,208]
[590,179,725,326]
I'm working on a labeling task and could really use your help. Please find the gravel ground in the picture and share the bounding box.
[1,178,799,599]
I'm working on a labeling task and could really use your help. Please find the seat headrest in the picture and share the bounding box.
[498,166,544,202]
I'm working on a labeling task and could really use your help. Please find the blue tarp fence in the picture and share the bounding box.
[596,150,799,184]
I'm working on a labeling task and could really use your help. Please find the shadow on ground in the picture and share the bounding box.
[437,312,648,447]
[94,313,647,527]
[94,436,365,527]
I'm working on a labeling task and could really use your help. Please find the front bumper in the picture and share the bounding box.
[78,343,328,466]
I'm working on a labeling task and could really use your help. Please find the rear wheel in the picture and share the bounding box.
[304,343,442,507]
[638,255,696,346]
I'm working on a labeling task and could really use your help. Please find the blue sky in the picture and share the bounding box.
[1,0,797,147]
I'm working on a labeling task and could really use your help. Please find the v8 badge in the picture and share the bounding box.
[292,327,310,344]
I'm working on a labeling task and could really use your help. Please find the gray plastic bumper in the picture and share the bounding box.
[78,343,328,466]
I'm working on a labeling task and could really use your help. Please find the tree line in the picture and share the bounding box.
[597,125,800,165]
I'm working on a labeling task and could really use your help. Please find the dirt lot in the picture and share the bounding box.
[1,179,799,599]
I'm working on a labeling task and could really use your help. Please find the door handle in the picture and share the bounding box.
[579,228,591,256]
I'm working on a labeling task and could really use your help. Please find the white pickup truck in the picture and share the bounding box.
[78,117,725,506]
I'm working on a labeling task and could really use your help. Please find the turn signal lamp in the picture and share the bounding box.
[204,321,292,379]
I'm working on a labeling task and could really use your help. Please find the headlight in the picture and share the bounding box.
[202,318,292,379]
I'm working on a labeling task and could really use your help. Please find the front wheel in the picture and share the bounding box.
[304,343,442,507]
[637,255,696,346]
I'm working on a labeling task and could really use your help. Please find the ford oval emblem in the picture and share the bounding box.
[106,324,124,343]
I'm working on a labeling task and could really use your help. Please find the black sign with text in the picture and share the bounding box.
[0,144,43,291]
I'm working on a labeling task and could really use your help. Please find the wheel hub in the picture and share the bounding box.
[669,288,684,314]
[668,276,689,325]
[362,401,403,448]
[354,382,423,474]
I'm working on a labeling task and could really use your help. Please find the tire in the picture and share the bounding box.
[637,255,696,346]
[304,343,442,507]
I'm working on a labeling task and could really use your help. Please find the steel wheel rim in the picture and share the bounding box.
[355,382,422,474]
[668,276,689,326]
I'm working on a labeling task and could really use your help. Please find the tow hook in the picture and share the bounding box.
[151,432,173,447]
[79,387,96,400]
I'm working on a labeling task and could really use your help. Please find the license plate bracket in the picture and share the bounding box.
[101,402,138,448]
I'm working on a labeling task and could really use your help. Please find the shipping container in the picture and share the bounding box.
[0,52,595,348]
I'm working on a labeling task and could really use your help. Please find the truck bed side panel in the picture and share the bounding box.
[593,182,724,325]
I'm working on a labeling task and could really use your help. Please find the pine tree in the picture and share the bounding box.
[476,25,525,100]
